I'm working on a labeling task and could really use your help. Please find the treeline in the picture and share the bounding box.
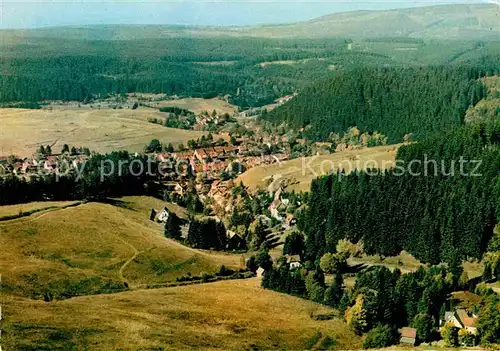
[262,256,499,347]
[0,37,347,108]
[0,151,156,205]
[159,106,195,115]
[6,37,495,109]
[299,121,500,265]
[263,264,453,341]
[187,218,228,250]
[264,66,493,143]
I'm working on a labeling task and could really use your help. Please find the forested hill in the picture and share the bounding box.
[264,66,496,143]
[298,120,500,266]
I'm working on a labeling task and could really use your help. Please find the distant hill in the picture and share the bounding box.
[252,3,500,40]
[1,4,498,40]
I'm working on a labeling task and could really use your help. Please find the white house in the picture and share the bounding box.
[157,207,170,222]
[441,309,478,335]
[285,255,302,270]
[443,311,463,328]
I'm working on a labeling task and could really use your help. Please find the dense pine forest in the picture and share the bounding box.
[265,65,499,143]
[0,35,498,109]
[0,37,341,108]
[298,121,500,265]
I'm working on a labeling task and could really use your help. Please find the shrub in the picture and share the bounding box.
[363,325,397,349]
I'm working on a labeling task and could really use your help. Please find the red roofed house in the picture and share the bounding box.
[194,149,209,161]
[399,327,417,346]
[157,153,171,162]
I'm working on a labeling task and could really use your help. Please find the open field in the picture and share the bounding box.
[348,251,423,274]
[0,196,243,299]
[1,278,361,350]
[237,144,400,192]
[0,107,208,157]
[150,97,238,115]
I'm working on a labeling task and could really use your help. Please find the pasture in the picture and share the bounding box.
[149,97,238,115]
[0,107,207,157]
[237,144,400,192]
[0,196,243,299]
[2,278,361,350]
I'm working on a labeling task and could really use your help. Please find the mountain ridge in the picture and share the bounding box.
[0,3,498,41]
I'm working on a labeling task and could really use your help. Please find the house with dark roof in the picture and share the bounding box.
[227,231,246,250]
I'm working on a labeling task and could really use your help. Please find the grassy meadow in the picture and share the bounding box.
[0,201,80,219]
[0,196,243,300]
[1,278,362,350]
[0,107,208,157]
[0,196,363,350]
[237,144,400,192]
[150,97,237,115]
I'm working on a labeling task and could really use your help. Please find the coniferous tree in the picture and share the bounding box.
[164,212,181,240]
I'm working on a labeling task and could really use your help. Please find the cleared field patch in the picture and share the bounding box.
[237,145,400,192]
[192,60,237,66]
[2,278,361,350]
[0,196,242,299]
[0,107,206,157]
[348,251,423,274]
[151,97,237,115]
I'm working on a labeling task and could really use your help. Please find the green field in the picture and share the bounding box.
[0,196,243,300]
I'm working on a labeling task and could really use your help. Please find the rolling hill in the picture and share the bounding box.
[1,4,498,40]
[249,3,500,40]
[0,196,362,349]
[1,278,362,350]
[0,196,243,300]
[237,145,399,192]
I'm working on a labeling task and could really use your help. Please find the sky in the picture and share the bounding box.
[0,0,490,29]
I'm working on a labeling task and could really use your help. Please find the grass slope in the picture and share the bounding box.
[151,97,237,115]
[1,278,362,350]
[0,107,207,157]
[0,196,243,299]
[0,201,80,219]
[237,145,399,192]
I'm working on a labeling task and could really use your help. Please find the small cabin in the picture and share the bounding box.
[285,255,302,270]
[399,327,417,346]
[157,207,170,223]
[227,231,246,250]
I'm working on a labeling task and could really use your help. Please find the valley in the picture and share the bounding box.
[1,2,500,350]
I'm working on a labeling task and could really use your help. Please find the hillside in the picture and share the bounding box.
[0,107,209,157]
[1,278,362,350]
[0,196,243,299]
[264,66,488,143]
[237,144,399,192]
[1,4,498,40]
[249,3,500,40]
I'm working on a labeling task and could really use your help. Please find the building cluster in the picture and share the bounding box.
[398,307,479,347]
[0,153,89,179]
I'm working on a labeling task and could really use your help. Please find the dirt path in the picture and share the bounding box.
[0,202,82,226]
[310,334,328,351]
